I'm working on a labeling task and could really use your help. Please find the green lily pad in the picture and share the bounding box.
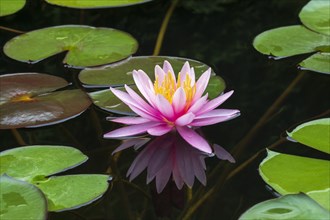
[0,0,25,17]
[299,0,330,36]
[287,118,330,154]
[0,145,88,182]
[253,25,329,58]
[260,150,330,210]
[253,0,330,74]
[3,25,138,68]
[89,87,137,115]
[0,175,47,220]
[36,174,110,211]
[81,56,226,114]
[45,0,152,9]
[299,53,330,74]
[79,56,224,87]
[0,73,92,129]
[239,194,330,220]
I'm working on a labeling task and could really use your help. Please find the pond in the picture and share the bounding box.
[0,0,329,219]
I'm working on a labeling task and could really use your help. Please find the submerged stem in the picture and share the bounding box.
[0,26,25,34]
[153,0,179,56]
[11,129,26,145]
[231,72,305,157]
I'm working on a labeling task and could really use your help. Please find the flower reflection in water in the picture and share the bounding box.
[112,131,235,193]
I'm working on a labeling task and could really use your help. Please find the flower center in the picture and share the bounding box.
[153,71,196,107]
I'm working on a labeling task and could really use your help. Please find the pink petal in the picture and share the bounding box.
[133,70,156,107]
[110,87,158,121]
[188,94,208,114]
[111,117,150,125]
[124,85,157,115]
[128,105,160,121]
[193,68,211,102]
[179,61,190,82]
[190,115,237,127]
[163,60,175,79]
[190,67,196,82]
[176,126,212,154]
[195,109,240,119]
[103,122,160,139]
[147,124,173,136]
[155,95,174,119]
[175,112,195,126]
[213,144,236,163]
[197,90,234,115]
[155,65,165,84]
[172,87,186,114]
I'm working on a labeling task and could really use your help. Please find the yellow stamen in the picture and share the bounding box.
[153,71,196,108]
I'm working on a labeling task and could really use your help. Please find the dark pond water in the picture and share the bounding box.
[1,0,329,219]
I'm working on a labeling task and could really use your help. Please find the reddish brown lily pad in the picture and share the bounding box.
[0,73,91,129]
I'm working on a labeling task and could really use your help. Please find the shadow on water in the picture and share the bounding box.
[1,0,329,219]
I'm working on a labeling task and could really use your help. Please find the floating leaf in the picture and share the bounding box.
[239,194,330,220]
[89,87,138,115]
[3,25,138,68]
[45,0,152,9]
[287,118,330,154]
[0,0,25,17]
[260,150,330,210]
[253,0,330,74]
[299,0,330,36]
[299,53,330,74]
[253,25,329,58]
[0,73,91,129]
[0,145,88,182]
[36,174,110,211]
[80,56,226,114]
[79,56,223,87]
[0,175,47,220]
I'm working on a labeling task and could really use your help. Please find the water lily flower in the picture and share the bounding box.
[112,131,235,193]
[104,61,240,154]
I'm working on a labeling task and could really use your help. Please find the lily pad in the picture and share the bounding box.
[253,25,329,58]
[0,145,88,182]
[260,150,330,210]
[299,53,330,74]
[253,0,330,74]
[89,87,138,115]
[0,175,47,220]
[0,73,91,129]
[45,0,152,9]
[299,0,330,36]
[3,25,138,68]
[79,56,224,88]
[0,0,25,17]
[81,56,226,114]
[35,174,110,211]
[287,118,330,154]
[239,194,330,220]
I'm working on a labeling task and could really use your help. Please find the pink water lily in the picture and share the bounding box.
[104,60,240,154]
